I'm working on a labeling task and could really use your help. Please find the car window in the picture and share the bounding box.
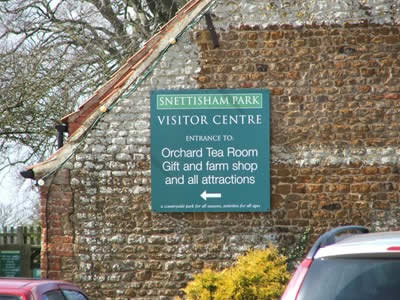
[61,290,87,300]
[297,258,400,300]
[0,296,22,300]
[42,290,65,300]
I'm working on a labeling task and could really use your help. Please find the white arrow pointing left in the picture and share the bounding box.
[200,190,222,201]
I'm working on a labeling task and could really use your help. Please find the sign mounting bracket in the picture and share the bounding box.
[204,13,219,48]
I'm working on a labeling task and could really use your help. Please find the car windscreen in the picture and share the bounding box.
[62,289,88,300]
[0,296,22,300]
[297,257,400,300]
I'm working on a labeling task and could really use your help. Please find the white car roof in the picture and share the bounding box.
[315,231,400,259]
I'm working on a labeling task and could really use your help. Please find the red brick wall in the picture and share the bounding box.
[39,169,75,280]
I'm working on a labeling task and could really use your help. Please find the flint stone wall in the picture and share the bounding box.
[40,1,400,299]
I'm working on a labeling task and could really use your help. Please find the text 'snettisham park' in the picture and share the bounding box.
[150,89,270,212]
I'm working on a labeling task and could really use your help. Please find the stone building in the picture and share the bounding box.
[22,0,400,299]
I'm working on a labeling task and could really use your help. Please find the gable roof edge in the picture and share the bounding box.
[23,0,215,181]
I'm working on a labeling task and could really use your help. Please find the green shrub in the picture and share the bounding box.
[181,268,221,300]
[181,246,289,300]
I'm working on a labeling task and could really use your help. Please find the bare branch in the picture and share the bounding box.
[0,0,187,222]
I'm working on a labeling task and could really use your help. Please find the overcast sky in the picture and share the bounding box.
[0,160,38,224]
[1,165,22,203]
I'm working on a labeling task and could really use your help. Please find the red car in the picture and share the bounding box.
[0,278,88,300]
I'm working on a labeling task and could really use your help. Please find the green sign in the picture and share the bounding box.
[0,251,21,277]
[150,89,270,212]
